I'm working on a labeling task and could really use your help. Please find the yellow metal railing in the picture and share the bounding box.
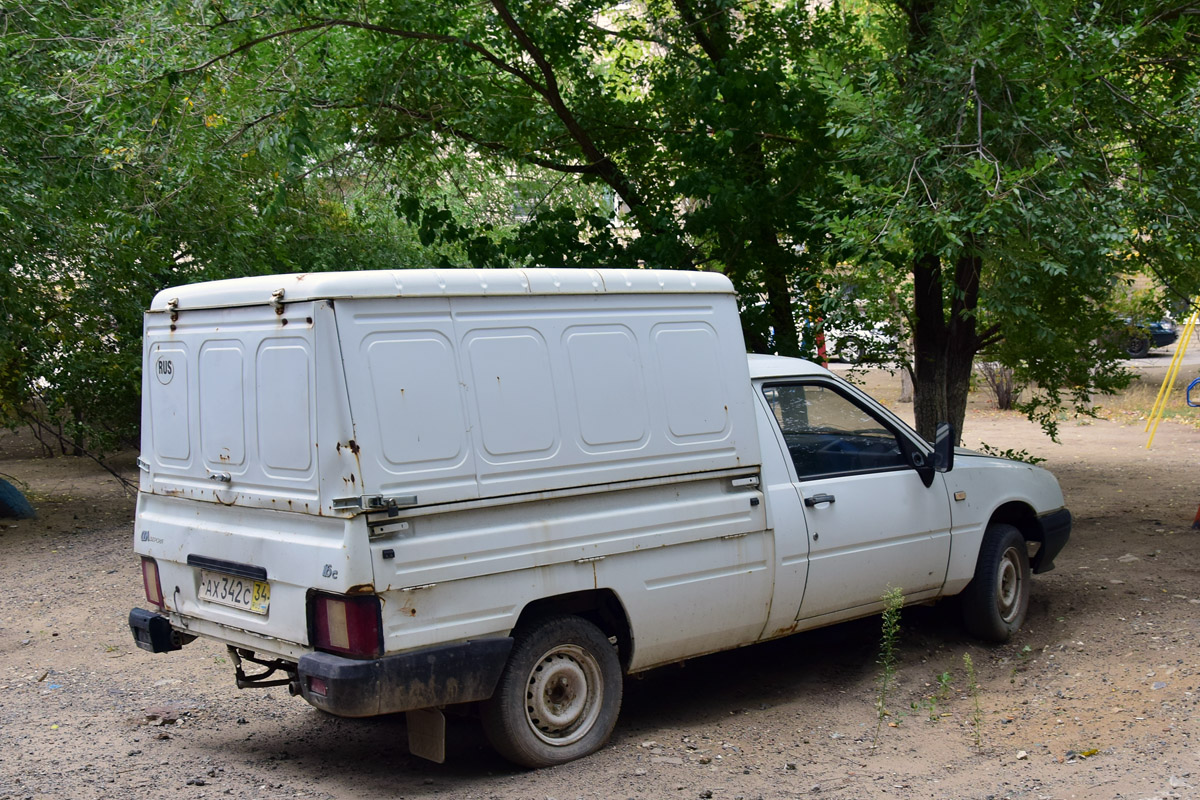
[1145,302,1200,449]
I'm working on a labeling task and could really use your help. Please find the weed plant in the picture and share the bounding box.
[964,653,983,749]
[873,587,904,747]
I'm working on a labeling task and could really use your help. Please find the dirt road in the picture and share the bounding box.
[1,389,1198,800]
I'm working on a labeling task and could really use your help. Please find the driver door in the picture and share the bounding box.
[761,382,952,621]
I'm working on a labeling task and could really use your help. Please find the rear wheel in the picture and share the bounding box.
[1125,336,1151,358]
[481,615,622,768]
[961,523,1030,642]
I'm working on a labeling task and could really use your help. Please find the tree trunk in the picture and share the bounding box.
[899,367,914,403]
[762,257,799,357]
[910,250,982,443]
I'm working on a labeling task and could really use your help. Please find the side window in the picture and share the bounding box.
[763,383,907,479]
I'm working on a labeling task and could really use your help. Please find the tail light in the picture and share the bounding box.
[310,592,382,658]
[141,557,165,609]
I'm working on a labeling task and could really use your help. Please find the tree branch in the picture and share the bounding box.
[671,0,730,67]
[173,17,547,98]
[319,98,607,175]
[489,0,647,210]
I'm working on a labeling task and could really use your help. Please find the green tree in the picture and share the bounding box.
[166,0,849,356]
[816,0,1200,438]
[0,1,441,452]
[169,0,1200,441]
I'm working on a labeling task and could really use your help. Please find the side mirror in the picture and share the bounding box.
[933,422,954,473]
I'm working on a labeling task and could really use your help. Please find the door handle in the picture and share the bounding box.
[804,493,836,507]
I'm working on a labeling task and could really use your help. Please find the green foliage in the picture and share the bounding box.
[167,0,855,357]
[973,444,1047,466]
[814,0,1200,439]
[912,669,954,722]
[0,2,445,451]
[4,0,1200,451]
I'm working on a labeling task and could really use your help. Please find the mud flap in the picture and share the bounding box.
[406,708,446,763]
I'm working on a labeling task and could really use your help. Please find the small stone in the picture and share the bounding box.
[699,792,713,799]
[236,717,248,725]
[1016,751,1028,760]
[1153,681,1167,690]
[786,762,797,770]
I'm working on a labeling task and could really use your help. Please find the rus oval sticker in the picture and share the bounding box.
[155,356,175,385]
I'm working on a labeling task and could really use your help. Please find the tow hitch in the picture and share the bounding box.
[229,647,297,690]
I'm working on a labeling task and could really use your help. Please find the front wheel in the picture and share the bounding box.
[837,336,864,364]
[961,523,1030,642]
[481,615,623,768]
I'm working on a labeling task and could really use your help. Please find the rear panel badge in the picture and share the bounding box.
[154,356,175,385]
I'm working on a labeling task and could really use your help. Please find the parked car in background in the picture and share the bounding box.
[1121,318,1178,358]
[804,320,904,365]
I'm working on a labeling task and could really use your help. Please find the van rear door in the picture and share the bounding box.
[141,301,322,510]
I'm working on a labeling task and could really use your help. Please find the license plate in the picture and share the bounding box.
[199,569,270,615]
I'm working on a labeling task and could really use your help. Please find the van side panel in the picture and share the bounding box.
[334,297,481,506]
[367,476,770,669]
[336,293,759,507]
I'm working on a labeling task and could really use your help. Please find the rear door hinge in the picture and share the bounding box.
[333,494,419,514]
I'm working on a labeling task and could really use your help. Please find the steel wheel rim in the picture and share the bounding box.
[996,546,1022,623]
[524,643,603,747]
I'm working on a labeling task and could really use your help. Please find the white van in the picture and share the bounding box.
[130,269,1070,767]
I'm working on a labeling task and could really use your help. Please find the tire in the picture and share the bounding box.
[838,336,864,364]
[1125,336,1151,358]
[961,523,1030,642]
[0,478,36,520]
[481,615,622,768]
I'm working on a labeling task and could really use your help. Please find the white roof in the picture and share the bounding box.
[150,268,735,311]
[746,353,829,379]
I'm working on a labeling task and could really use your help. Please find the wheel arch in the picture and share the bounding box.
[987,501,1049,571]
[512,589,633,672]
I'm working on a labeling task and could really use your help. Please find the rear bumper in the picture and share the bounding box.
[1032,508,1072,574]
[297,637,514,717]
[129,608,191,653]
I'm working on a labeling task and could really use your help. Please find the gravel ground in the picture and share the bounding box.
[1,381,1199,800]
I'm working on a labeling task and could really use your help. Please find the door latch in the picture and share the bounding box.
[803,493,836,507]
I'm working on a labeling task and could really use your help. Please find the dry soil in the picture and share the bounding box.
[1,367,1198,800]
